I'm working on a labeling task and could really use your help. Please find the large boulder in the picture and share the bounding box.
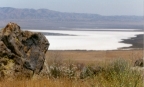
[0,22,49,78]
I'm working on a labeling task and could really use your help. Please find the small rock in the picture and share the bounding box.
[134,58,143,67]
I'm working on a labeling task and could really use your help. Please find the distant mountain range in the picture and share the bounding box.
[0,7,143,29]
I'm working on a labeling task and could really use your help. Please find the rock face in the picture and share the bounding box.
[0,22,49,78]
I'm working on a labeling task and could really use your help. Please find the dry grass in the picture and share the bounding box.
[46,50,143,64]
[0,50,143,87]
[0,78,117,87]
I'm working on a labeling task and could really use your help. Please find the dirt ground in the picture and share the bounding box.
[46,50,143,65]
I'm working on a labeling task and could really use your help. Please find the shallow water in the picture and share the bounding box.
[29,29,143,50]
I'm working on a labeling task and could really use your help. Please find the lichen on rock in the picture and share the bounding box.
[0,22,49,78]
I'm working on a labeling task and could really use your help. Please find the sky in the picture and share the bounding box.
[0,0,143,16]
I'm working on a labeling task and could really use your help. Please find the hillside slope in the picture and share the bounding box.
[0,7,143,29]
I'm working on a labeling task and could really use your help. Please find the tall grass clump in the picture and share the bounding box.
[45,53,78,79]
[101,58,143,87]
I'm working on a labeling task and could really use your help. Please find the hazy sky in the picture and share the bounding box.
[0,0,143,16]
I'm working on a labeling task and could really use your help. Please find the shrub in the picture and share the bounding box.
[102,58,143,87]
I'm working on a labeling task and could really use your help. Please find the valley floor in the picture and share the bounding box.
[46,50,143,64]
